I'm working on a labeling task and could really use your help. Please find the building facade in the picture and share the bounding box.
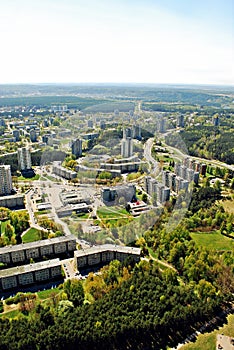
[17,147,32,171]
[74,244,141,270]
[52,161,77,180]
[0,235,77,267]
[101,184,136,204]
[0,259,62,292]
[0,165,13,196]
[71,139,82,158]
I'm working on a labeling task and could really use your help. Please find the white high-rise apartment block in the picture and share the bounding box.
[121,137,133,158]
[18,147,32,171]
[121,127,133,158]
[0,165,12,196]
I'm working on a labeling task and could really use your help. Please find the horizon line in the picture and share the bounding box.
[0,82,234,88]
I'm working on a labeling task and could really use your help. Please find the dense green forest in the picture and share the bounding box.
[165,126,234,164]
[0,96,108,109]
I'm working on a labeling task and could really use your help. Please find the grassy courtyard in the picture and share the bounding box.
[22,227,42,243]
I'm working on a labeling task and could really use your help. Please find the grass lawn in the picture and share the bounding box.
[190,231,234,251]
[22,227,41,243]
[179,314,234,350]
[37,287,61,300]
[0,220,11,235]
[97,206,133,228]
[97,206,130,219]
[17,174,40,181]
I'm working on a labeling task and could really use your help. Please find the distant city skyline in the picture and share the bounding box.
[0,0,233,85]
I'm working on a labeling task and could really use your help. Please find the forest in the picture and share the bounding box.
[165,126,234,165]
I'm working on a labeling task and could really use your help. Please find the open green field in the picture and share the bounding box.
[179,314,234,350]
[22,227,41,243]
[97,206,130,219]
[190,231,234,251]
[97,206,133,228]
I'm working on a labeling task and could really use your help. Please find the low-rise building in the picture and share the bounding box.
[0,259,62,291]
[0,235,76,267]
[126,200,150,216]
[52,161,77,180]
[0,194,24,209]
[74,244,140,270]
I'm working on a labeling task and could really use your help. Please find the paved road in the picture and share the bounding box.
[144,138,160,176]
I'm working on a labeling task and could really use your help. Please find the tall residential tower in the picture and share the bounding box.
[18,147,32,171]
[0,165,13,196]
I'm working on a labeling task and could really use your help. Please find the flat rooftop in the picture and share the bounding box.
[0,259,61,278]
[0,194,25,200]
[74,244,141,258]
[0,235,76,254]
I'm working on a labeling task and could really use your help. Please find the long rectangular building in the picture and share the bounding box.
[0,235,76,267]
[74,244,141,269]
[0,259,62,291]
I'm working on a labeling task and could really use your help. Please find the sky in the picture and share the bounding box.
[0,0,233,85]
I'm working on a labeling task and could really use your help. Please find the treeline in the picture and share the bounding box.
[167,126,234,165]
[0,96,108,109]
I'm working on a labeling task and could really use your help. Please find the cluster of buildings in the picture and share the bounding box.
[145,176,170,204]
[182,157,207,176]
[2,119,40,143]
[161,161,200,195]
[144,157,205,203]
[0,234,142,292]
[101,156,146,175]
[0,147,33,208]
[56,190,92,217]
[0,235,76,292]
[120,125,141,159]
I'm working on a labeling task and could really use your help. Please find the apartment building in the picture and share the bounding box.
[0,259,62,291]
[17,147,32,171]
[0,165,12,196]
[74,244,141,270]
[52,161,77,180]
[0,235,77,267]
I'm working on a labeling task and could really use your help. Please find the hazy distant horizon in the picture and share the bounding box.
[0,82,234,90]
